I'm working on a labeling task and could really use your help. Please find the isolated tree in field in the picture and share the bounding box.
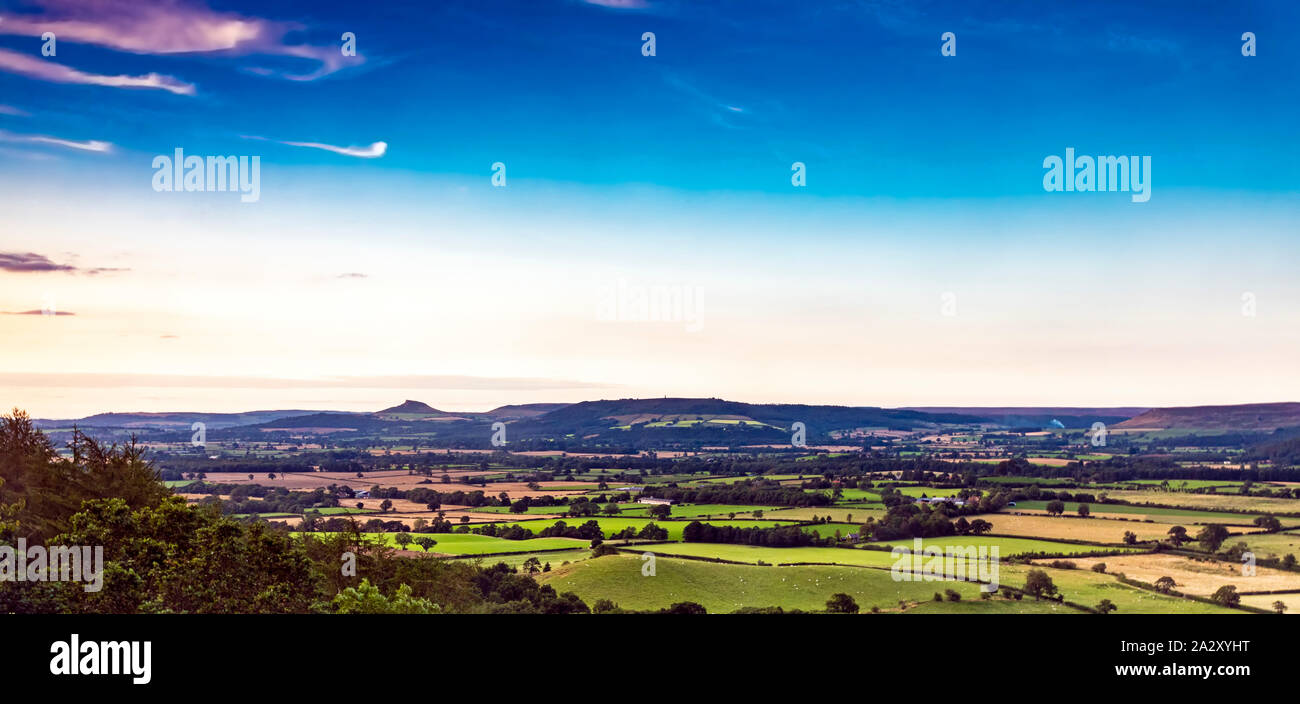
[1123,531,1138,545]
[1096,599,1117,614]
[648,504,671,520]
[603,503,621,516]
[1210,585,1240,607]
[248,474,254,481]
[1197,524,1230,552]
[1076,503,1090,518]
[1023,569,1058,599]
[380,499,393,513]
[1091,562,1107,574]
[1254,515,1282,532]
[1045,500,1066,517]
[356,502,364,510]
[944,589,961,602]
[522,557,542,574]
[394,532,412,550]
[1273,601,1288,614]
[1283,554,1297,569]
[1167,525,1189,546]
[414,537,436,552]
[267,473,276,480]
[969,519,993,535]
[825,593,859,614]
[752,509,764,519]
[1154,576,1177,594]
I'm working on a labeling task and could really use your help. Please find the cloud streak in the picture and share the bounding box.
[245,135,387,158]
[0,48,195,94]
[0,129,112,153]
[0,251,126,274]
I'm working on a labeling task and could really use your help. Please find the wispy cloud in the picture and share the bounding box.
[581,0,652,9]
[0,130,114,153]
[664,73,749,129]
[4,310,75,316]
[0,104,29,116]
[244,135,387,158]
[0,0,360,81]
[0,252,76,273]
[0,48,194,94]
[0,251,126,274]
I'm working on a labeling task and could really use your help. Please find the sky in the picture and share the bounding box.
[1,0,1298,418]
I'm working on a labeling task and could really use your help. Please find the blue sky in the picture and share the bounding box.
[0,0,1297,416]
[3,0,1296,196]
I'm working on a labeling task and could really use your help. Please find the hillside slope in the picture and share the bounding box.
[1115,402,1300,430]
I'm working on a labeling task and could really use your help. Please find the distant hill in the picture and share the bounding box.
[33,410,319,431]
[523,397,982,435]
[375,400,445,415]
[1115,403,1300,431]
[902,407,1147,428]
[483,403,570,419]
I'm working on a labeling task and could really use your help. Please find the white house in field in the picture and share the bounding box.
[355,489,371,499]
[637,497,675,506]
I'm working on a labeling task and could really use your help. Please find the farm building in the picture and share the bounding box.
[637,497,675,506]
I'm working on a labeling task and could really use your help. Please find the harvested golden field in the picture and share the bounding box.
[1063,553,1300,598]
[1102,490,1300,516]
[983,514,1179,543]
[1239,593,1299,613]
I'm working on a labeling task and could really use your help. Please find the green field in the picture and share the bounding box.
[456,549,591,570]
[295,531,588,555]
[628,536,1133,568]
[895,486,962,498]
[1230,531,1300,558]
[763,506,887,523]
[980,476,1074,486]
[801,523,865,538]
[540,554,1054,613]
[612,503,777,519]
[1120,479,1251,490]
[489,517,795,541]
[1008,500,1260,525]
